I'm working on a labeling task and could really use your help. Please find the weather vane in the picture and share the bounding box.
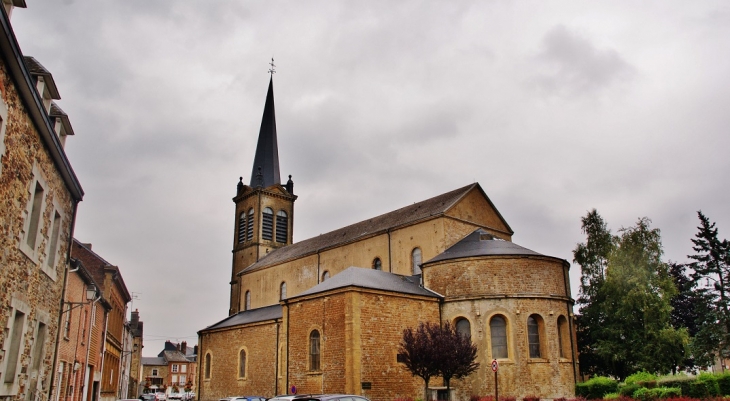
[268,57,276,76]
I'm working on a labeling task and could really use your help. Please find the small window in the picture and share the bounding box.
[275,210,288,243]
[245,291,251,311]
[0,98,7,176]
[309,330,321,371]
[246,209,254,241]
[557,315,570,358]
[46,210,62,268]
[204,354,211,379]
[412,248,422,275]
[152,369,158,376]
[262,207,274,240]
[322,271,330,282]
[4,310,26,384]
[172,364,178,373]
[455,318,471,339]
[372,257,382,270]
[237,211,246,244]
[25,181,45,250]
[280,282,287,300]
[238,349,246,378]
[490,315,508,359]
[527,314,543,358]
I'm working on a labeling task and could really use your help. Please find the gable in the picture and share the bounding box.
[444,185,513,238]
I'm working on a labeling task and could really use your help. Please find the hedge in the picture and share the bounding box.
[576,377,619,399]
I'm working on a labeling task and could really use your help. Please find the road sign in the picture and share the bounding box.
[491,359,499,372]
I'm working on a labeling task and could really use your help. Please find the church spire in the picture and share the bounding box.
[249,74,281,187]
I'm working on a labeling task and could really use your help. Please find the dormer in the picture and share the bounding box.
[49,102,74,148]
[23,56,60,114]
[2,0,27,20]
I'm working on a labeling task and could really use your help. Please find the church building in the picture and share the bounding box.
[197,76,578,401]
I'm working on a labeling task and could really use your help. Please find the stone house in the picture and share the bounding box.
[0,3,84,401]
[141,342,197,396]
[70,241,132,401]
[197,77,578,401]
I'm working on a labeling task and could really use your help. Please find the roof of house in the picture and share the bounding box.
[241,183,482,274]
[141,357,166,366]
[292,266,440,299]
[71,240,132,303]
[424,228,564,265]
[203,304,282,331]
[162,350,189,363]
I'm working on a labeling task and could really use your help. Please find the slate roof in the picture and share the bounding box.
[23,56,60,99]
[141,357,166,366]
[162,350,189,363]
[425,228,563,265]
[292,266,441,299]
[71,240,132,303]
[241,183,479,274]
[50,101,75,136]
[203,304,282,331]
[250,77,280,188]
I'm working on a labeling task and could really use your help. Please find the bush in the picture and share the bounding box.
[522,396,539,401]
[602,393,620,399]
[470,396,481,401]
[657,376,695,397]
[627,371,659,385]
[575,377,619,399]
[499,397,516,401]
[633,387,681,401]
[687,374,719,400]
[619,383,641,397]
[716,372,730,396]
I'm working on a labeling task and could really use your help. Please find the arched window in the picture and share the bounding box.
[238,349,246,378]
[244,291,251,311]
[490,315,508,359]
[373,257,382,271]
[309,330,321,371]
[322,271,330,282]
[557,315,570,359]
[246,209,254,241]
[455,318,471,339]
[262,207,274,240]
[280,282,287,300]
[204,353,211,379]
[412,247,422,275]
[527,314,543,358]
[276,210,288,243]
[237,211,246,244]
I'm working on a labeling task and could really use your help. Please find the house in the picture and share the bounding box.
[197,77,578,401]
[0,3,84,401]
[141,342,197,396]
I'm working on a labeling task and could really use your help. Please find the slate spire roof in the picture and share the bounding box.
[249,77,281,188]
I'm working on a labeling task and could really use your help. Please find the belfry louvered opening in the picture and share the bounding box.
[246,209,254,241]
[276,210,288,243]
[262,207,274,240]
[237,212,246,244]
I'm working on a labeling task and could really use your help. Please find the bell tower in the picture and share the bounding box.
[229,73,296,315]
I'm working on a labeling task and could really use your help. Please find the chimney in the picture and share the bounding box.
[131,310,139,332]
[181,341,187,354]
[193,345,198,355]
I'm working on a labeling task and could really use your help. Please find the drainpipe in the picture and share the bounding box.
[98,308,110,401]
[316,250,321,283]
[274,322,280,395]
[285,300,290,394]
[563,262,577,384]
[387,229,392,272]
[49,199,79,401]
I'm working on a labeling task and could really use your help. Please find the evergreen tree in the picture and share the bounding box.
[688,211,730,365]
[669,262,701,370]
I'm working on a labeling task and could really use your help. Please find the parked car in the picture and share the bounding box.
[278,395,370,401]
[140,394,155,401]
[223,396,266,401]
[182,393,195,401]
[169,394,183,400]
[155,393,167,401]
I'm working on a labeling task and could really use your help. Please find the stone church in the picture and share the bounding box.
[197,77,578,401]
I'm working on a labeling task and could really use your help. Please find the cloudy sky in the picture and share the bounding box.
[11,1,730,355]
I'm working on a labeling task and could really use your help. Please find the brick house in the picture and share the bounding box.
[70,241,132,401]
[197,78,578,401]
[0,3,84,401]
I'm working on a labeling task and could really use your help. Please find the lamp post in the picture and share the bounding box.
[63,285,98,314]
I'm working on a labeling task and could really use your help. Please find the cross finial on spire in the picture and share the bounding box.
[268,58,276,76]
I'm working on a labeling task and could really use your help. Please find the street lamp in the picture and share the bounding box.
[64,285,98,313]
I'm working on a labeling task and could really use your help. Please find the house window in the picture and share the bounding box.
[246,209,254,241]
[25,181,45,251]
[309,330,321,371]
[179,375,186,385]
[238,349,246,378]
[29,322,47,379]
[276,210,288,243]
[490,315,508,359]
[322,271,330,281]
[372,257,382,271]
[412,247,422,275]
[205,354,211,379]
[171,375,178,384]
[557,315,570,358]
[237,211,246,244]
[172,364,178,373]
[245,291,251,311]
[152,369,158,377]
[280,282,287,300]
[4,310,26,384]
[0,98,7,176]
[527,314,543,358]
[46,210,62,269]
[63,308,71,339]
[262,207,274,240]
[181,364,186,373]
[455,317,471,339]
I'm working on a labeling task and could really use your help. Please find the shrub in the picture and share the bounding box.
[499,397,516,401]
[522,396,539,401]
[470,396,481,401]
[657,376,695,397]
[633,387,681,401]
[619,383,641,397]
[575,377,619,399]
[716,372,730,396]
[603,393,620,399]
[627,371,659,385]
[687,374,719,400]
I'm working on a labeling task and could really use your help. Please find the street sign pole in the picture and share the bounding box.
[491,359,499,401]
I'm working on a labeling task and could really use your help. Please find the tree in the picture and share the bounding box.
[399,322,441,400]
[688,211,730,365]
[668,262,702,370]
[573,209,614,377]
[399,322,479,401]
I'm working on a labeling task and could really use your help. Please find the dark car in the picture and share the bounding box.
[271,395,370,401]
[140,395,156,401]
